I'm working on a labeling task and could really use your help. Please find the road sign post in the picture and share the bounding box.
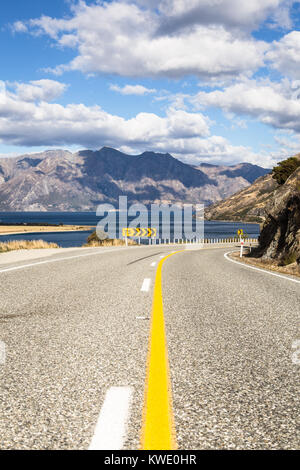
[240,239,244,258]
[237,229,244,257]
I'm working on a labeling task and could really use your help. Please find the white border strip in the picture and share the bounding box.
[141,278,151,292]
[0,247,138,274]
[89,386,133,450]
[224,251,300,284]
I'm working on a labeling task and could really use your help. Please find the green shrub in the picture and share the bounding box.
[281,252,297,266]
[84,230,137,247]
[272,157,300,185]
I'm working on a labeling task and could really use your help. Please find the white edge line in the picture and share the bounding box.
[0,246,138,274]
[224,251,300,284]
[141,278,151,292]
[89,386,133,450]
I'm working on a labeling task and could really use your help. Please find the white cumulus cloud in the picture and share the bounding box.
[134,0,290,31]
[14,1,267,80]
[267,30,300,79]
[109,84,156,95]
[0,78,265,165]
[11,20,28,33]
[12,79,67,102]
[191,78,300,133]
[155,0,284,33]
[0,79,208,146]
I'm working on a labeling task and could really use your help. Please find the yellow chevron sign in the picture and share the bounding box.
[122,227,157,238]
[237,229,244,236]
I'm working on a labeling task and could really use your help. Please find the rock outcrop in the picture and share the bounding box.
[253,166,300,267]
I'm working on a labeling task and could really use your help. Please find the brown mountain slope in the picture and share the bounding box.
[205,172,276,223]
[205,154,300,224]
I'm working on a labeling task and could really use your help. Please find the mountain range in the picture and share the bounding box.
[0,147,270,211]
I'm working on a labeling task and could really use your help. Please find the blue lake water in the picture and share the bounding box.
[0,212,260,248]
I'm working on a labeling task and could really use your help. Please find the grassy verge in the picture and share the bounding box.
[83,239,137,247]
[0,240,60,253]
[83,230,138,247]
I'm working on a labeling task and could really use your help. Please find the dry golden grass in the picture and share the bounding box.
[0,240,60,252]
[84,238,137,247]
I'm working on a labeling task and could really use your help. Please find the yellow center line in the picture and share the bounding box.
[140,251,184,450]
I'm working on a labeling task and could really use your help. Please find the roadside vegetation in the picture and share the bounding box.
[272,156,300,185]
[0,240,60,252]
[280,252,298,266]
[83,230,137,247]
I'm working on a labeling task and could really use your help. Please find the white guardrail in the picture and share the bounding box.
[136,238,259,245]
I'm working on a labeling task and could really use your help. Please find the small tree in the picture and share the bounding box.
[272,157,300,185]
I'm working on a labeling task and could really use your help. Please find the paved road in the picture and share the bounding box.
[0,246,299,449]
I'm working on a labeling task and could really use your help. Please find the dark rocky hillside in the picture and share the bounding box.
[253,166,300,268]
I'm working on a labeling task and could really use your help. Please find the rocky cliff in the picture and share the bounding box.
[253,166,300,267]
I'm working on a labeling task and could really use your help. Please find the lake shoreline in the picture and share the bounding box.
[203,218,262,225]
[0,212,260,248]
[0,225,95,236]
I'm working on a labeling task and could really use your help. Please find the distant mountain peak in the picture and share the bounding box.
[0,147,270,211]
[99,146,124,154]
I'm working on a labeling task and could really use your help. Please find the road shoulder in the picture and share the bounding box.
[225,250,300,282]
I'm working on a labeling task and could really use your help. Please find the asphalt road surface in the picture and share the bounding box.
[0,245,299,450]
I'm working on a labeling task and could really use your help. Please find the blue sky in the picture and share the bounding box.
[0,0,300,167]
